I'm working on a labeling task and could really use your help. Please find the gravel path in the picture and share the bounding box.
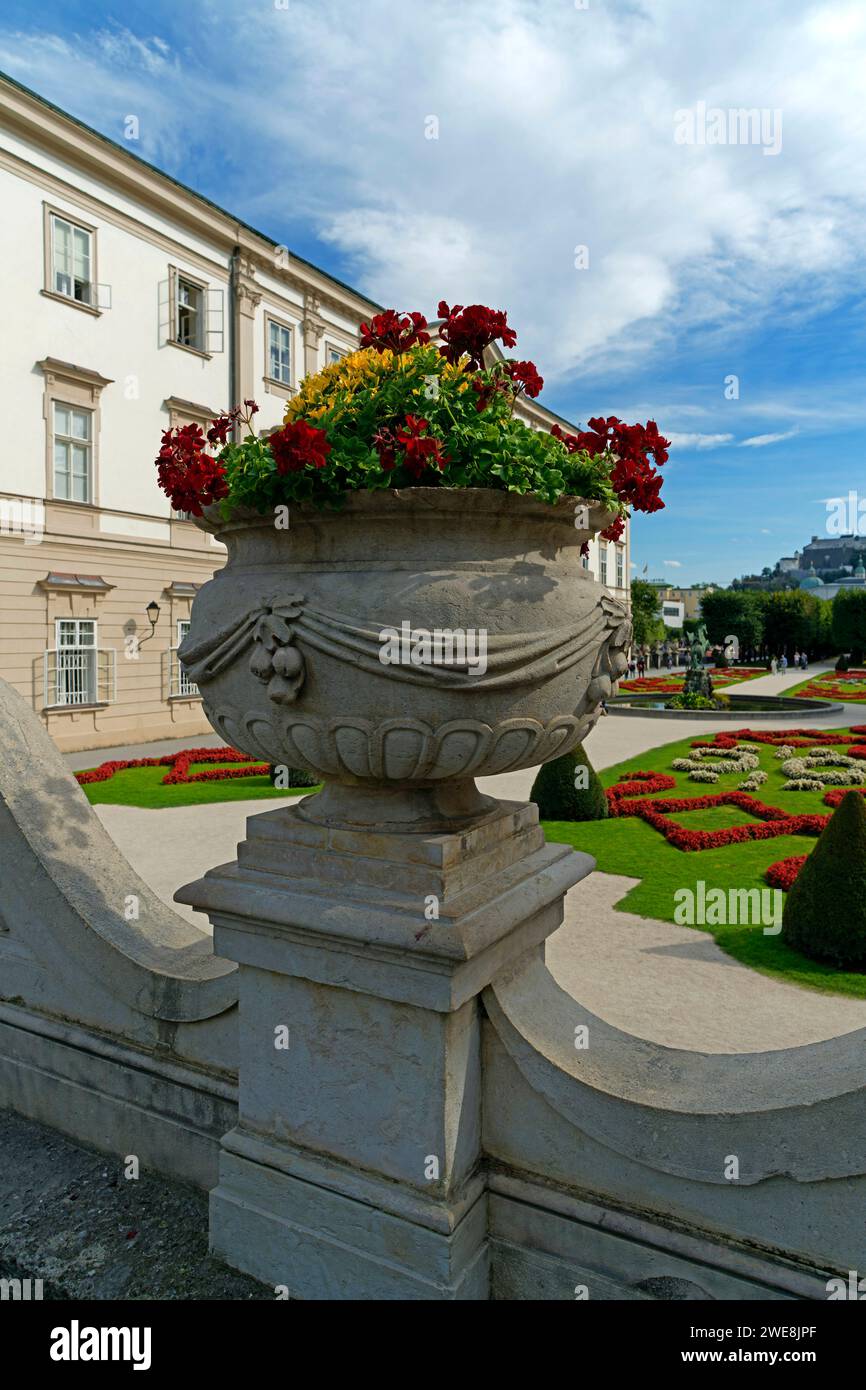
[0,1112,270,1300]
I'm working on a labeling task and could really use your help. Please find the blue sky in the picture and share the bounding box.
[3,0,866,584]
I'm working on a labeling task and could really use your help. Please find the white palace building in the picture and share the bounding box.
[0,74,629,752]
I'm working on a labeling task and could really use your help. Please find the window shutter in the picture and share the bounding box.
[159,270,178,346]
[98,648,116,703]
[43,650,57,707]
[207,287,225,353]
[96,283,113,311]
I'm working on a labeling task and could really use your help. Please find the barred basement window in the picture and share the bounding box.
[45,620,115,707]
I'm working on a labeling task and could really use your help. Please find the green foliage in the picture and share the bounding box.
[832,588,866,664]
[530,742,608,821]
[700,590,766,651]
[665,692,719,709]
[630,580,665,646]
[764,589,832,656]
[220,344,623,518]
[782,792,866,967]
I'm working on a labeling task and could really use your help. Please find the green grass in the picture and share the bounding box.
[79,760,320,809]
[541,726,866,997]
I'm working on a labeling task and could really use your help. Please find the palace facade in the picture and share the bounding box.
[0,75,629,752]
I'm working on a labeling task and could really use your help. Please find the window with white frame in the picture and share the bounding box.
[53,403,93,503]
[172,618,198,697]
[176,276,205,349]
[327,345,345,365]
[54,619,97,705]
[50,213,93,305]
[616,546,625,588]
[580,549,589,571]
[599,543,608,586]
[268,319,292,385]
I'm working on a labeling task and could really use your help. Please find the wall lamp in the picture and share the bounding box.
[138,600,161,646]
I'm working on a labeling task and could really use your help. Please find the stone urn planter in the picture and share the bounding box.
[179,487,630,829]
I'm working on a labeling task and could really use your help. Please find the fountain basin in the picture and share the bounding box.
[607,693,844,719]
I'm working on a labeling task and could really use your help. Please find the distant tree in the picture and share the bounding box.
[763,590,832,657]
[832,589,866,663]
[630,579,665,647]
[700,590,765,653]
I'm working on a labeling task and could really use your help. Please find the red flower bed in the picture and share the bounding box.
[823,786,866,808]
[692,727,866,752]
[76,746,268,787]
[792,671,866,703]
[619,668,761,694]
[606,771,677,801]
[606,777,828,851]
[765,855,808,890]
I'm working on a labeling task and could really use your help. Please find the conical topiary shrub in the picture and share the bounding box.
[268,763,318,788]
[781,791,866,967]
[530,741,608,821]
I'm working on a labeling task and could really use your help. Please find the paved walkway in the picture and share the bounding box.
[84,661,866,1054]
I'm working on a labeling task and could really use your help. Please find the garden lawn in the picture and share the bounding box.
[79,759,319,809]
[786,670,866,704]
[541,726,866,997]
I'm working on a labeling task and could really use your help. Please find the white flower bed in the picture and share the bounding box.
[779,753,866,787]
[738,770,767,790]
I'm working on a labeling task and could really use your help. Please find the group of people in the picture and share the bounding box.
[770,651,809,675]
[626,645,688,678]
[624,646,811,680]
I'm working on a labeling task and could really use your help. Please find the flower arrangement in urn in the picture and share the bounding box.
[156,299,668,540]
[154,299,668,829]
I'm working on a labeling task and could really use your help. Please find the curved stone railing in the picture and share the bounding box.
[0,678,238,1185]
[0,678,236,1024]
[482,950,866,1294]
[484,952,866,1185]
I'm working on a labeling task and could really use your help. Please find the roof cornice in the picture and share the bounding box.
[0,72,381,322]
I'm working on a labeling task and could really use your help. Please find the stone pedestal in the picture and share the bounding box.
[177,790,592,1299]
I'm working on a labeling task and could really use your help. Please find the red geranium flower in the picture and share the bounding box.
[506,359,544,398]
[437,301,517,368]
[552,416,669,515]
[395,414,449,479]
[155,424,228,515]
[601,516,626,543]
[359,309,430,354]
[269,419,332,474]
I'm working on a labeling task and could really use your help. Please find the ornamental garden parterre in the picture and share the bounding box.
[543,725,866,996]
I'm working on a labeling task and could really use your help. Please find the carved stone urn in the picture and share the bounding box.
[178,485,631,1300]
[179,487,630,830]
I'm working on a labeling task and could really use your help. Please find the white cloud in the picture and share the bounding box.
[739,429,800,447]
[2,0,866,387]
[663,559,683,567]
[667,432,735,449]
